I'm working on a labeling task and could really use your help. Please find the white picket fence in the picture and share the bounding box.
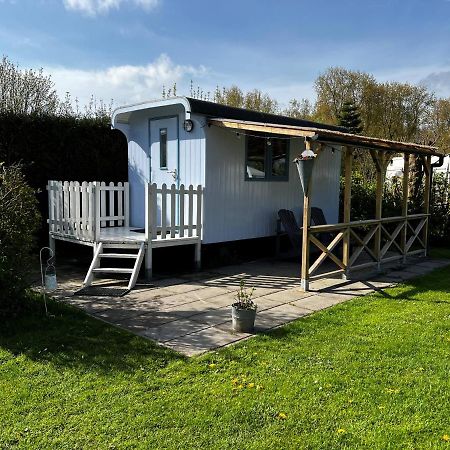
[145,183,203,240]
[47,180,129,241]
[48,181,203,244]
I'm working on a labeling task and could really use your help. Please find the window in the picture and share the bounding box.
[159,128,167,169]
[245,134,289,181]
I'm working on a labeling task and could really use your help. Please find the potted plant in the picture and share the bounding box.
[293,149,317,195]
[231,280,257,332]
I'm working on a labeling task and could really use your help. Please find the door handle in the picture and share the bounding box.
[168,168,178,181]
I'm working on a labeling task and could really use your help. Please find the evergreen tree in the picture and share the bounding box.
[338,101,363,134]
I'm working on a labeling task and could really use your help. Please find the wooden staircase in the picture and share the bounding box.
[83,242,145,291]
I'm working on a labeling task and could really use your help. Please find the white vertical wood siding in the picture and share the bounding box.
[125,106,205,227]
[202,126,341,244]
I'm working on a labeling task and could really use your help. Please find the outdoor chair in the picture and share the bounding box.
[277,207,334,257]
[277,209,301,252]
[311,207,335,246]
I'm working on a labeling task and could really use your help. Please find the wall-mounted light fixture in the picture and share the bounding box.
[183,119,194,132]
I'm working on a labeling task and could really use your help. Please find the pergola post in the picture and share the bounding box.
[300,140,314,291]
[401,153,410,263]
[423,155,432,256]
[342,146,353,279]
[370,150,388,271]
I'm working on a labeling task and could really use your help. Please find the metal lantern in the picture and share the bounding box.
[40,247,57,315]
[40,247,57,292]
[294,150,317,195]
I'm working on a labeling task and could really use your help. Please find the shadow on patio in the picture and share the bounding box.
[40,254,450,356]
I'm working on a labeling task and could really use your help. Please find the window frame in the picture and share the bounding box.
[244,134,290,182]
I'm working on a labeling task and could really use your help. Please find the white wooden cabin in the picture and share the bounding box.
[48,97,343,291]
[386,155,450,179]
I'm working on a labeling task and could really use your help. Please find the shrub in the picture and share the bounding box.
[0,163,41,315]
[430,173,450,243]
[340,171,450,245]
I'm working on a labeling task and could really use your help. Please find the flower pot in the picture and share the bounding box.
[294,158,315,195]
[231,304,257,333]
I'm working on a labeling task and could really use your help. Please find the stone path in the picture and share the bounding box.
[54,257,450,356]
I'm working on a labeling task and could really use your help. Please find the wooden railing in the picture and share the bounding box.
[47,180,129,241]
[145,183,203,241]
[48,180,203,244]
[307,213,428,279]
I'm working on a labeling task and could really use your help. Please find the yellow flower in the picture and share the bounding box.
[337,428,346,434]
[237,384,243,389]
[208,363,216,368]
[277,412,287,420]
[231,378,238,384]
[348,399,353,404]
[248,383,255,388]
[385,388,400,394]
[443,434,450,442]
[256,385,263,391]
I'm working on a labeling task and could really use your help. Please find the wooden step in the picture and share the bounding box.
[92,268,134,274]
[99,253,138,259]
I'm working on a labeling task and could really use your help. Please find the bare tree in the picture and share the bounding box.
[0,56,59,115]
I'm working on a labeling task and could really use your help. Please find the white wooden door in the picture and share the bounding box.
[150,117,179,186]
[150,116,179,228]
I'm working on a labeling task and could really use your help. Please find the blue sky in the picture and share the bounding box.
[1,0,450,108]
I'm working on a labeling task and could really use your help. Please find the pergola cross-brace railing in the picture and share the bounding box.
[300,146,433,291]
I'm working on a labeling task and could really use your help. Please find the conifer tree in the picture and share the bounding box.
[338,101,363,134]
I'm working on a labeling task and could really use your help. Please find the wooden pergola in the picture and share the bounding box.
[210,118,443,291]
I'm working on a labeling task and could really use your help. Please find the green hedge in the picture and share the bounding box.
[340,172,450,244]
[0,113,127,241]
[0,164,41,315]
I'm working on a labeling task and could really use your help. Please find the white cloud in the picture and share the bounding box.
[420,71,450,98]
[45,54,208,108]
[63,0,158,16]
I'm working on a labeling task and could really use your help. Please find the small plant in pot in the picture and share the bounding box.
[231,280,257,333]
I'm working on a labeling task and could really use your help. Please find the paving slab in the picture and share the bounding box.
[320,281,375,297]
[362,279,396,290]
[189,307,232,326]
[262,288,315,303]
[253,295,291,311]
[309,277,347,292]
[141,318,211,342]
[402,265,434,275]
[164,326,250,356]
[255,304,311,331]
[384,270,418,281]
[113,311,180,333]
[163,300,223,318]
[291,294,350,312]
[415,260,450,269]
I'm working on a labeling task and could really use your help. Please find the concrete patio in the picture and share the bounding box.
[53,256,450,356]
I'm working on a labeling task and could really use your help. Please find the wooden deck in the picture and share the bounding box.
[48,180,204,284]
[100,227,200,247]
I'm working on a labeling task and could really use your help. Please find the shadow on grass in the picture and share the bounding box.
[0,295,186,375]
[369,265,450,304]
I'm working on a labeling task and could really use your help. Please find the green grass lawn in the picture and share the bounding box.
[2,261,450,449]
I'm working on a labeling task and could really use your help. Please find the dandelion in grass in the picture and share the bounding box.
[443,434,450,442]
[248,383,255,389]
[385,388,400,394]
[277,412,287,420]
[337,428,346,434]
[256,385,263,391]
[208,363,216,368]
[231,378,238,385]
